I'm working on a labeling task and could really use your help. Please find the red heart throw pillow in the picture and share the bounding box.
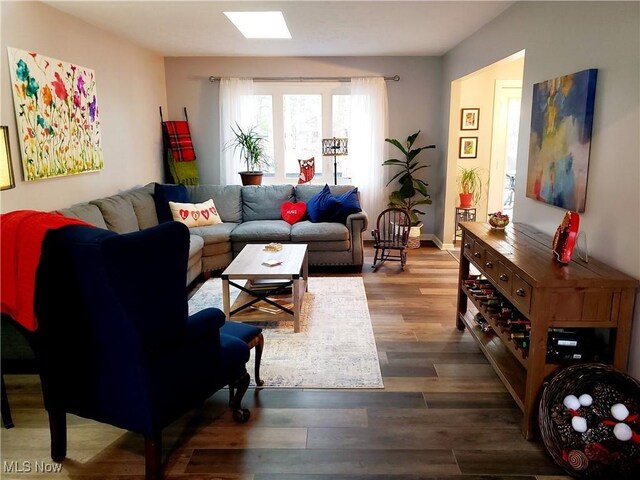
[281,201,307,225]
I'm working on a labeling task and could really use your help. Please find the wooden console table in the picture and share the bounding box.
[456,222,638,439]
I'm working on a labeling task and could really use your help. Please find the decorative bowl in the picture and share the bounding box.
[489,212,510,229]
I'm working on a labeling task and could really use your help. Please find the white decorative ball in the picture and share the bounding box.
[578,394,593,407]
[571,416,588,433]
[611,403,630,421]
[563,395,581,410]
[613,422,633,441]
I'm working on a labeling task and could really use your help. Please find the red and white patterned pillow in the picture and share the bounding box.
[169,199,222,227]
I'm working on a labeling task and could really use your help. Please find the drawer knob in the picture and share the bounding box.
[474,252,482,258]
[499,274,509,281]
[464,243,471,249]
[516,288,527,297]
[485,261,493,269]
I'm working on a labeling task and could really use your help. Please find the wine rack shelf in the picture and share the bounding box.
[456,222,638,439]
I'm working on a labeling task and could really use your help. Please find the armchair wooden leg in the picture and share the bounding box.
[48,409,67,462]
[254,334,265,387]
[144,434,162,480]
[1,375,14,429]
[230,371,251,423]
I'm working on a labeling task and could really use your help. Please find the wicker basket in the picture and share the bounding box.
[407,225,421,249]
[539,363,640,479]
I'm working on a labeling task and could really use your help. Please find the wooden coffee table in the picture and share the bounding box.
[221,244,308,332]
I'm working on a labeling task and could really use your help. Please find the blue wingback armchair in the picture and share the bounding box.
[32,221,251,479]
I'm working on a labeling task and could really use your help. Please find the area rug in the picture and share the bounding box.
[188,277,384,389]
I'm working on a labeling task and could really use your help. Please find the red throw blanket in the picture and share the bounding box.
[163,121,196,162]
[1,210,92,331]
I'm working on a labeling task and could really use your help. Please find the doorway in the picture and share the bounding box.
[442,51,525,249]
[488,80,522,218]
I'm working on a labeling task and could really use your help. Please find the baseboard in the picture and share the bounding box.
[420,234,454,250]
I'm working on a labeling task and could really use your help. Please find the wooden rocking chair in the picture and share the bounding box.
[371,208,411,271]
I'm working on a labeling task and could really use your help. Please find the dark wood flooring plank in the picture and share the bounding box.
[423,392,519,409]
[209,390,427,410]
[306,425,541,451]
[186,449,459,476]
[454,450,565,475]
[366,407,523,428]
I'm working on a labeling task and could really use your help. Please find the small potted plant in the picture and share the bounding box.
[383,131,436,248]
[457,166,483,208]
[228,124,270,185]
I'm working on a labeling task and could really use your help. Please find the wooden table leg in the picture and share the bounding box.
[222,276,230,321]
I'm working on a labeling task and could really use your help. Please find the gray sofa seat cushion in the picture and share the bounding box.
[290,221,349,242]
[90,195,139,234]
[242,185,294,222]
[186,185,243,223]
[121,184,158,230]
[58,203,108,229]
[230,220,291,242]
[189,222,237,245]
[294,184,355,203]
[189,234,204,260]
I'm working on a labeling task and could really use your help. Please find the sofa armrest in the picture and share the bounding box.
[346,211,368,232]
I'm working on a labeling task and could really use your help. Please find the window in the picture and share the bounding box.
[251,82,351,183]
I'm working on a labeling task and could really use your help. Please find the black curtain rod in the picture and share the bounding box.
[208,75,400,83]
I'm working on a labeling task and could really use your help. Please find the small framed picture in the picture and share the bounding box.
[461,108,480,130]
[459,137,478,158]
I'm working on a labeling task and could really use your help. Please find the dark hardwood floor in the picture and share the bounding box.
[1,243,570,479]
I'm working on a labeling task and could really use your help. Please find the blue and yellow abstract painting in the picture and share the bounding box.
[526,69,597,212]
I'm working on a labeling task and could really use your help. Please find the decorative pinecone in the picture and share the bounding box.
[584,442,610,463]
[551,403,571,425]
[583,423,614,445]
[592,383,625,417]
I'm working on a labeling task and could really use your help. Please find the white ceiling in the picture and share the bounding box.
[43,1,514,57]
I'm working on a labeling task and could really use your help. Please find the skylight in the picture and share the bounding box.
[224,11,291,39]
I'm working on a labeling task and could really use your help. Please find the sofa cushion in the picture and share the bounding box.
[189,222,236,246]
[280,201,307,225]
[242,185,294,222]
[326,187,362,223]
[306,184,339,223]
[189,234,204,260]
[295,184,355,203]
[230,220,291,243]
[154,183,188,223]
[90,195,139,234]
[169,199,222,228]
[186,185,243,223]
[121,184,158,230]
[290,220,350,242]
[58,203,108,229]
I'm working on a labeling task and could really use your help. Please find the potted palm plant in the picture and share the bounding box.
[383,131,436,248]
[228,124,270,185]
[457,166,483,208]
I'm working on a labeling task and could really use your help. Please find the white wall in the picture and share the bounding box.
[163,56,443,235]
[0,1,167,213]
[441,1,640,376]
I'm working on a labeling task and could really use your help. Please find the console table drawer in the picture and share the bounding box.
[472,241,485,265]
[497,262,514,294]
[512,274,532,314]
[483,250,499,282]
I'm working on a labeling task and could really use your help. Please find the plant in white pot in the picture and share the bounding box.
[228,124,270,185]
[383,131,436,248]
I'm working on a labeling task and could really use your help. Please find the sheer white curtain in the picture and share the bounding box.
[219,78,254,185]
[349,77,388,227]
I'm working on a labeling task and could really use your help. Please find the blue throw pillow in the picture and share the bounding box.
[306,184,338,223]
[154,183,188,223]
[327,188,362,223]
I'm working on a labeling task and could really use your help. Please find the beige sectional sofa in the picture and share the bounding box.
[58,183,368,285]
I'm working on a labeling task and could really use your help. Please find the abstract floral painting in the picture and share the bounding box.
[8,48,104,181]
[526,69,598,212]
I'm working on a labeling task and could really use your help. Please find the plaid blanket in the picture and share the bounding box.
[163,121,196,162]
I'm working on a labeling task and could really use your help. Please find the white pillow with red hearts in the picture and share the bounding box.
[169,199,222,227]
